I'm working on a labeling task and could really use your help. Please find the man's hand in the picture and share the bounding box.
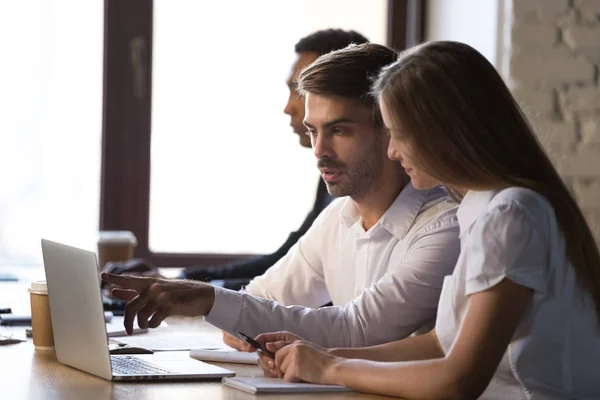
[101,273,215,335]
[103,258,163,276]
[101,259,163,291]
[222,331,253,352]
[254,331,304,378]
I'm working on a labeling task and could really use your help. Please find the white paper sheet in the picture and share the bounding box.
[111,331,229,351]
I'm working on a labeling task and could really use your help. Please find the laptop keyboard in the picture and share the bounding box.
[111,356,174,375]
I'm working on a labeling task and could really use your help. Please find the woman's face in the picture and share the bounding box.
[379,98,441,190]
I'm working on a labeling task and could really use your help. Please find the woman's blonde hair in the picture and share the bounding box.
[373,41,600,320]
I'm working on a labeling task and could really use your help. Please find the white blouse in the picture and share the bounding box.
[436,187,600,400]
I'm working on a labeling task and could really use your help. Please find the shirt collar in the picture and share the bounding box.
[339,182,438,240]
[456,190,498,237]
[339,197,361,227]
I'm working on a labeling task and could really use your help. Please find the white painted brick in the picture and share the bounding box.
[557,8,579,27]
[513,0,570,21]
[512,22,557,48]
[556,149,600,177]
[563,25,600,62]
[574,0,600,23]
[577,49,600,64]
[574,180,600,208]
[564,25,600,49]
[581,116,600,145]
[532,118,578,154]
[582,208,600,245]
[509,0,600,242]
[513,0,540,18]
[513,87,556,115]
[560,85,600,115]
[542,0,572,16]
[510,47,594,88]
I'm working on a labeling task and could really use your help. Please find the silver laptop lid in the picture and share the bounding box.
[41,239,113,380]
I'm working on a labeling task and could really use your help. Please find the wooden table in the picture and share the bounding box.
[0,278,392,400]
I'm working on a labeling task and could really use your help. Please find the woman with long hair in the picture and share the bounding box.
[255,41,600,399]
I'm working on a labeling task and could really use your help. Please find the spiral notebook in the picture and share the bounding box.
[222,377,353,394]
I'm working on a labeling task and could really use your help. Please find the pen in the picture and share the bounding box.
[237,332,275,359]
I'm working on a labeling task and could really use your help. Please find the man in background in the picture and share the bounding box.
[104,29,369,290]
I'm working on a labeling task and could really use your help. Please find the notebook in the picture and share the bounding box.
[222,377,353,394]
[190,348,259,364]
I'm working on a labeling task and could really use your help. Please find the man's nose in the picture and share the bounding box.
[313,133,333,159]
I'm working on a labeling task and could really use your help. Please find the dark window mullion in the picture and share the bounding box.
[387,0,427,51]
[100,0,152,258]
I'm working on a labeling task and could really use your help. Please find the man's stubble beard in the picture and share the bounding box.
[325,133,384,199]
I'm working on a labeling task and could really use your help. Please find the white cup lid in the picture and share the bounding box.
[28,281,48,295]
[98,231,137,246]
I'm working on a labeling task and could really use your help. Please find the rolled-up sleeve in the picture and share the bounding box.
[205,213,460,348]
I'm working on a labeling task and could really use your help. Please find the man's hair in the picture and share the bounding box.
[297,43,397,104]
[294,29,369,56]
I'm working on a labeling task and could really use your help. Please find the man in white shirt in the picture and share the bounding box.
[102,43,460,348]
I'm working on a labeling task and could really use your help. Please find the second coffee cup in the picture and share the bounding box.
[97,231,137,271]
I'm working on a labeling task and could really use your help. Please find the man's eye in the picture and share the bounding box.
[331,127,343,134]
[306,129,317,136]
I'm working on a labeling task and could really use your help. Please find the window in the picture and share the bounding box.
[0,1,103,267]
[101,0,424,267]
[149,0,388,254]
[425,0,503,67]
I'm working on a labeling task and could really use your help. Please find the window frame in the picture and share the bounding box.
[100,0,427,268]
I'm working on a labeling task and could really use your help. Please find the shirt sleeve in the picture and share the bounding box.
[463,202,550,296]
[205,213,460,348]
[241,203,336,308]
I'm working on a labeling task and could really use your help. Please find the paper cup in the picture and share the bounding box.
[97,231,137,271]
[28,281,55,351]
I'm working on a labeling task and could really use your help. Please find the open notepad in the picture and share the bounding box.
[222,377,353,394]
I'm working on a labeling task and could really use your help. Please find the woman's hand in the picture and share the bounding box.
[276,340,341,384]
[222,331,252,351]
[255,331,303,377]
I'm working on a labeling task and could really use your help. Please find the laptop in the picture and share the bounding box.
[40,239,235,381]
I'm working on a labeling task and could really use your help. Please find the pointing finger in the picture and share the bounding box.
[101,272,155,293]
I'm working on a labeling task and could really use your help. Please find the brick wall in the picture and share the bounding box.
[509,0,600,242]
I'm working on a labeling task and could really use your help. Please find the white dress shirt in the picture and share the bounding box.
[205,183,460,348]
[436,187,600,400]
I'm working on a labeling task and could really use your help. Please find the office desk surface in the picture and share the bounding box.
[0,280,393,400]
